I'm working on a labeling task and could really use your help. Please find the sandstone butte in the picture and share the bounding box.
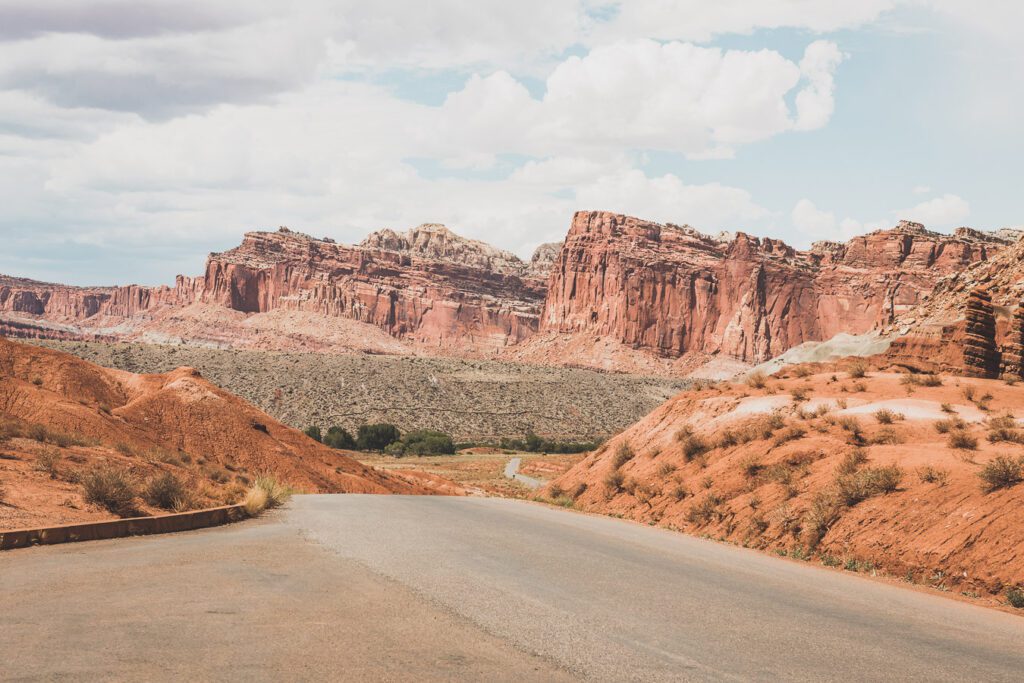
[542,363,1024,604]
[0,338,450,530]
[0,211,1019,374]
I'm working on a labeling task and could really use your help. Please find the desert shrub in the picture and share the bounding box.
[717,429,739,448]
[803,490,845,547]
[143,472,187,510]
[208,468,230,484]
[1006,587,1024,609]
[389,429,456,456]
[947,430,978,450]
[611,442,635,469]
[873,409,904,424]
[870,427,903,445]
[355,423,401,451]
[987,428,1024,444]
[847,360,868,379]
[740,455,764,479]
[790,387,810,402]
[656,462,677,478]
[940,403,955,414]
[916,465,950,486]
[669,484,688,501]
[115,442,135,456]
[303,426,322,442]
[792,366,813,378]
[604,470,625,491]
[701,475,714,489]
[680,435,710,462]
[836,416,865,444]
[568,482,588,499]
[988,413,1018,430]
[746,371,768,389]
[851,382,867,393]
[836,448,868,476]
[962,386,976,402]
[902,373,942,387]
[934,417,966,434]
[978,455,1024,492]
[35,448,62,479]
[835,465,903,505]
[82,467,139,517]
[27,423,48,442]
[686,494,723,525]
[771,425,806,447]
[98,403,112,415]
[246,475,292,515]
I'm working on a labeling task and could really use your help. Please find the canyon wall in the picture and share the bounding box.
[540,211,1010,363]
[0,225,552,353]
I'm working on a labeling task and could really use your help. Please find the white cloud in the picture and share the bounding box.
[896,193,970,228]
[912,185,932,194]
[576,169,768,230]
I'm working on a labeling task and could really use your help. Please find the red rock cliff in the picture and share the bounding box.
[541,211,1007,363]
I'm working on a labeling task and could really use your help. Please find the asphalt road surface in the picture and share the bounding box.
[3,495,1023,681]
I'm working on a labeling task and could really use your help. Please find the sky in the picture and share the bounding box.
[1,0,1022,286]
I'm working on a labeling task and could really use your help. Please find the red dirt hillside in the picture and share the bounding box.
[542,363,1024,603]
[0,338,435,530]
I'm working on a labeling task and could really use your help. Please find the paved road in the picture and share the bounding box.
[3,496,1023,681]
[503,456,543,489]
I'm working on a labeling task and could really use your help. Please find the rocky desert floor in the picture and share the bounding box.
[353,449,585,498]
[34,341,687,442]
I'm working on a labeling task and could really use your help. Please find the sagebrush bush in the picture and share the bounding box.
[873,409,904,424]
[82,467,139,517]
[771,425,806,447]
[611,442,635,469]
[934,417,966,434]
[242,475,292,516]
[1006,586,1024,609]
[604,470,625,491]
[947,430,978,450]
[803,490,844,547]
[680,434,709,462]
[746,371,768,389]
[916,465,950,486]
[847,360,868,379]
[978,455,1024,492]
[144,472,187,510]
[34,448,62,479]
[835,465,903,505]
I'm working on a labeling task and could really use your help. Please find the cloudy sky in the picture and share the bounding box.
[1,1,1021,285]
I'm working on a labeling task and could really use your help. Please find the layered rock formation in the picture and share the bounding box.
[0,212,1014,372]
[1000,303,1024,379]
[539,212,1009,364]
[0,225,555,354]
[962,288,1000,378]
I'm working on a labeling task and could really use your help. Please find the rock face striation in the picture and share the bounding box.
[0,225,554,354]
[962,288,1000,378]
[540,211,1008,363]
[0,212,1014,371]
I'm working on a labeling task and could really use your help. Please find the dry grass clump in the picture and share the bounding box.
[835,465,903,505]
[947,430,978,450]
[901,373,943,387]
[940,403,956,414]
[656,462,676,478]
[686,493,724,525]
[34,448,62,479]
[834,416,865,444]
[82,467,140,517]
[771,425,806,447]
[790,387,810,402]
[847,360,869,379]
[916,465,950,486]
[745,371,768,389]
[611,442,636,469]
[985,413,1024,444]
[678,433,710,463]
[791,366,813,378]
[25,423,86,448]
[873,409,904,424]
[836,448,868,476]
[934,417,966,434]
[143,472,189,510]
[242,475,292,516]
[978,455,1024,493]
[803,490,845,547]
[870,427,903,445]
[604,470,625,492]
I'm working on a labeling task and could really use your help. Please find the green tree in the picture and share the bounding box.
[323,426,357,450]
[303,426,322,443]
[356,423,401,451]
[399,429,456,456]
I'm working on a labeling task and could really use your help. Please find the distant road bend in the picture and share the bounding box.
[3,495,1023,681]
